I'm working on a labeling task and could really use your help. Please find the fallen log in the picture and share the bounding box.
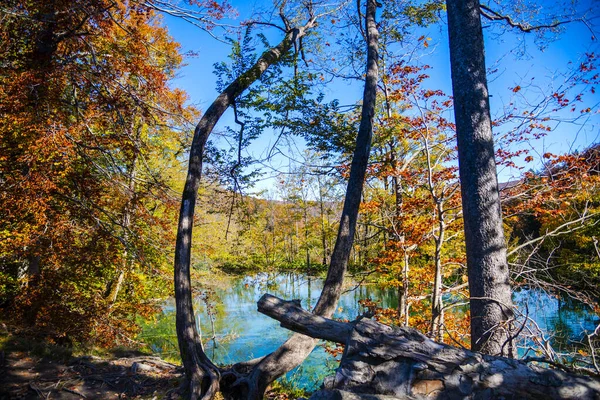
[258,294,600,400]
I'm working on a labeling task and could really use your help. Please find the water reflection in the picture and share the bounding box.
[513,289,597,355]
[141,272,597,390]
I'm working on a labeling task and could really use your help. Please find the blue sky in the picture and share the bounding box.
[160,0,600,193]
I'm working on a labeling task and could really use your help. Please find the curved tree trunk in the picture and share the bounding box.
[446,0,515,357]
[174,22,316,399]
[175,1,379,398]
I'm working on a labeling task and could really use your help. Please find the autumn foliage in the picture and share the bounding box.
[0,0,196,345]
[351,60,600,349]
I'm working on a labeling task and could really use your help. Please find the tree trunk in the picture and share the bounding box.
[319,179,328,267]
[259,294,600,400]
[26,255,41,277]
[423,132,445,342]
[221,2,379,397]
[305,207,310,270]
[313,0,378,316]
[401,251,410,326]
[107,131,140,307]
[446,0,515,357]
[430,201,446,342]
[173,21,316,399]
[430,233,444,342]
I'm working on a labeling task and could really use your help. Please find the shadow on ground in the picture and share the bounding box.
[0,349,183,399]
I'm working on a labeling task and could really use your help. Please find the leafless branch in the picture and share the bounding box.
[479,4,587,34]
[507,211,599,257]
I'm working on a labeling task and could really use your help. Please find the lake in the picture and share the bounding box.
[140,271,598,391]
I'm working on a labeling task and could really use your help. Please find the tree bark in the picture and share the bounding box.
[259,294,600,400]
[446,0,515,357]
[400,250,409,326]
[173,21,315,399]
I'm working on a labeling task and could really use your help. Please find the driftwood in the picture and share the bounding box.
[258,294,600,400]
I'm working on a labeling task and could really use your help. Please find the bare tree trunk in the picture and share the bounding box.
[173,21,316,399]
[400,247,413,327]
[304,206,310,270]
[431,228,444,342]
[446,0,515,357]
[402,251,409,326]
[107,270,125,304]
[107,132,139,306]
[222,2,380,397]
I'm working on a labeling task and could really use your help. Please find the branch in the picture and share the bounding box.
[242,20,286,33]
[257,294,353,344]
[479,4,584,33]
[507,212,599,257]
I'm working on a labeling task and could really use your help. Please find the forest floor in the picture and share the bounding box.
[0,349,183,399]
[0,351,302,399]
[0,330,302,400]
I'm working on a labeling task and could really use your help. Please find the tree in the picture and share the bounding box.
[171,0,381,396]
[446,0,515,357]
[359,63,469,343]
[275,156,342,271]
[173,21,319,397]
[0,0,195,345]
[171,3,331,397]
[236,0,379,396]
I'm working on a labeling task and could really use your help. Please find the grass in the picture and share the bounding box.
[268,378,311,400]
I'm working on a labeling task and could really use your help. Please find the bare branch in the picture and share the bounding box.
[479,4,586,33]
[507,212,599,257]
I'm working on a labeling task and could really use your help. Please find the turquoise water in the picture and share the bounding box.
[140,272,598,391]
[512,288,598,356]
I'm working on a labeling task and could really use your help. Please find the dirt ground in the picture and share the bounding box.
[0,351,183,399]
